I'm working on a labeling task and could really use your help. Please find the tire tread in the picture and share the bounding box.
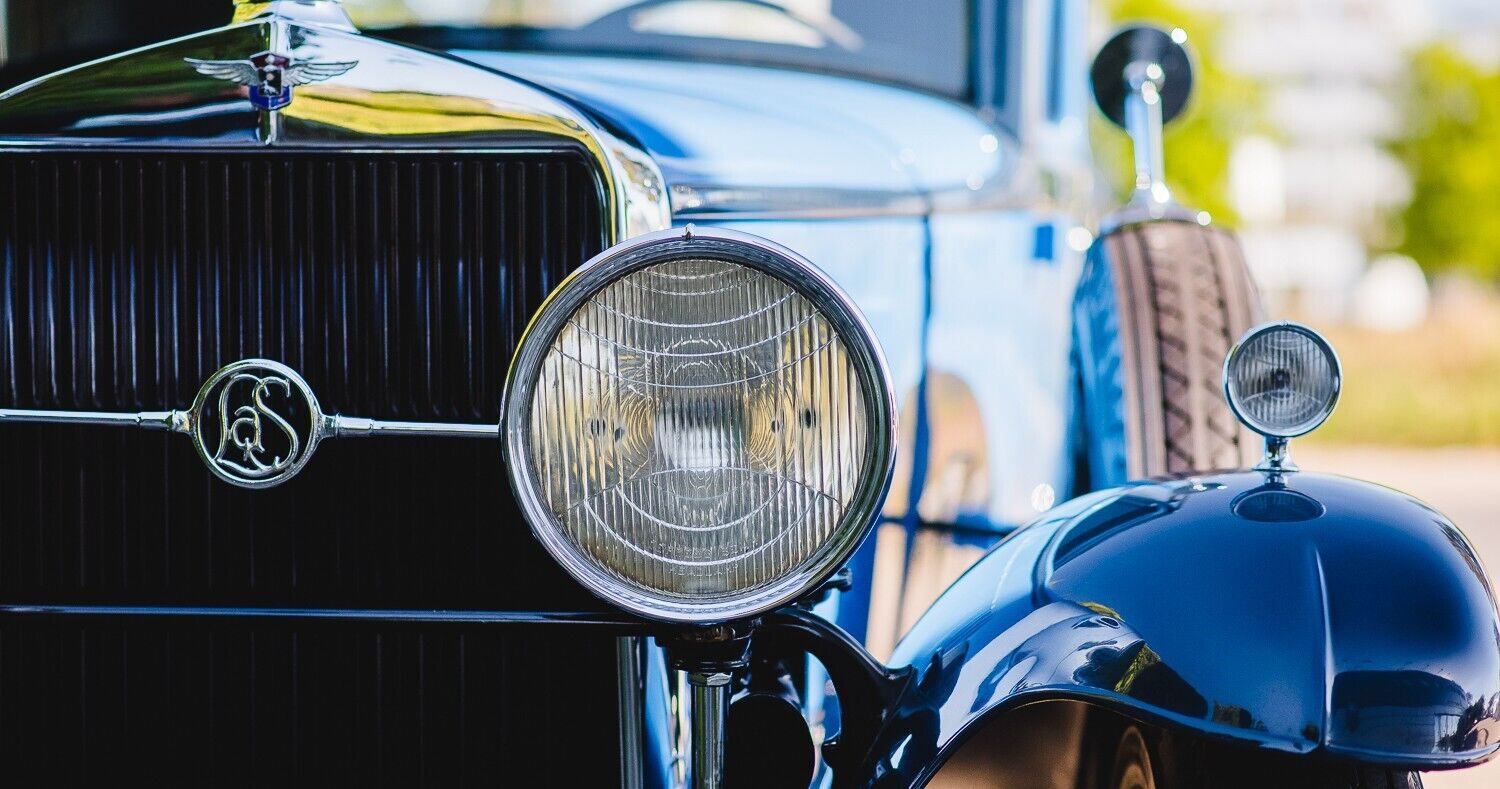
[1083,221,1262,482]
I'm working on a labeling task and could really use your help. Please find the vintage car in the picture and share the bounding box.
[0,1,1496,787]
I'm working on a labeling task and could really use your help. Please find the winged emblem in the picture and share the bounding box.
[186,51,357,111]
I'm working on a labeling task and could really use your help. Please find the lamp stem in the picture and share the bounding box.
[687,671,731,789]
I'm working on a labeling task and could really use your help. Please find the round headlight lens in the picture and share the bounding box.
[1224,322,1341,438]
[504,228,894,622]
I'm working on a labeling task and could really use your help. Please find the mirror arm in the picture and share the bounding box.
[1092,25,1200,231]
[1124,60,1172,207]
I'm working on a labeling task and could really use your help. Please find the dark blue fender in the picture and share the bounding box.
[866,471,1500,785]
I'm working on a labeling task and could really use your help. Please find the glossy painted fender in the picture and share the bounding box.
[868,471,1500,786]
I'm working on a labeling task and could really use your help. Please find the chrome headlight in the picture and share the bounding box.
[1224,321,1342,439]
[503,227,895,622]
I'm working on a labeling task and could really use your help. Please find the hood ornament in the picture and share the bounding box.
[1,359,498,490]
[186,52,357,111]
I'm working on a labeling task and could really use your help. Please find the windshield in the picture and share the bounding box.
[347,0,973,98]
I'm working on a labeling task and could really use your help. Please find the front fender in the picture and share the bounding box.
[867,471,1500,786]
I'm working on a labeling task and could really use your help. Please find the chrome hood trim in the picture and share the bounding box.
[0,12,669,240]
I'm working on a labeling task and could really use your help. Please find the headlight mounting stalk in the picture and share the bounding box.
[662,625,755,789]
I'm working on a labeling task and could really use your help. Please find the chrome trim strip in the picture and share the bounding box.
[663,156,1043,222]
[0,358,498,490]
[669,184,928,221]
[327,417,498,439]
[0,409,183,430]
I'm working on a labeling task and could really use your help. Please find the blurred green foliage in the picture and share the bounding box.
[1389,46,1500,281]
[1094,0,1263,225]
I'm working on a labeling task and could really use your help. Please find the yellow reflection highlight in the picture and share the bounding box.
[283,85,589,138]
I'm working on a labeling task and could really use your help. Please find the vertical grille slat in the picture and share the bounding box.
[0,150,620,785]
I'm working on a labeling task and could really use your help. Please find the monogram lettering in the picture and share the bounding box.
[189,360,322,489]
[212,373,302,480]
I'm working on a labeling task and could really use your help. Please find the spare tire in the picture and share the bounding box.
[1072,219,1263,490]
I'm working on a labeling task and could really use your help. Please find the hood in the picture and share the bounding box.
[452,51,1016,218]
[0,11,671,239]
[0,21,594,151]
[0,5,1011,222]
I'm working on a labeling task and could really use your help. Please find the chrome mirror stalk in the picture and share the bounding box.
[1091,26,1199,230]
[1124,59,1172,208]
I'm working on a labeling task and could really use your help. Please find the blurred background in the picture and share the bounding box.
[1,0,1497,783]
[1102,2,1500,783]
[1091,0,1500,454]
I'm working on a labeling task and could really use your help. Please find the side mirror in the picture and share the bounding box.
[1091,25,1196,222]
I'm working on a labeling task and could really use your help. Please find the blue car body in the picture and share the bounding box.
[0,1,1495,785]
[878,471,1500,784]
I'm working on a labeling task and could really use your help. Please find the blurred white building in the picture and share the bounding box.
[1441,0,1500,68]
[1182,0,1432,323]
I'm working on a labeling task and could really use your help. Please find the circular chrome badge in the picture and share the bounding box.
[189,359,325,489]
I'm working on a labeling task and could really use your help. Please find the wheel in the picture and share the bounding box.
[1109,725,1158,789]
[1072,220,1263,491]
[1082,717,1425,789]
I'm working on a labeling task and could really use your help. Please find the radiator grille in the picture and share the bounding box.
[0,151,607,608]
[0,150,622,784]
[0,622,625,786]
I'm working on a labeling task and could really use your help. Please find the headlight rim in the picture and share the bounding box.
[1222,320,1343,440]
[502,225,896,623]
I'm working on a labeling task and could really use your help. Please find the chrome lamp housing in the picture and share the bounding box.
[502,226,896,623]
[1223,321,1342,471]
